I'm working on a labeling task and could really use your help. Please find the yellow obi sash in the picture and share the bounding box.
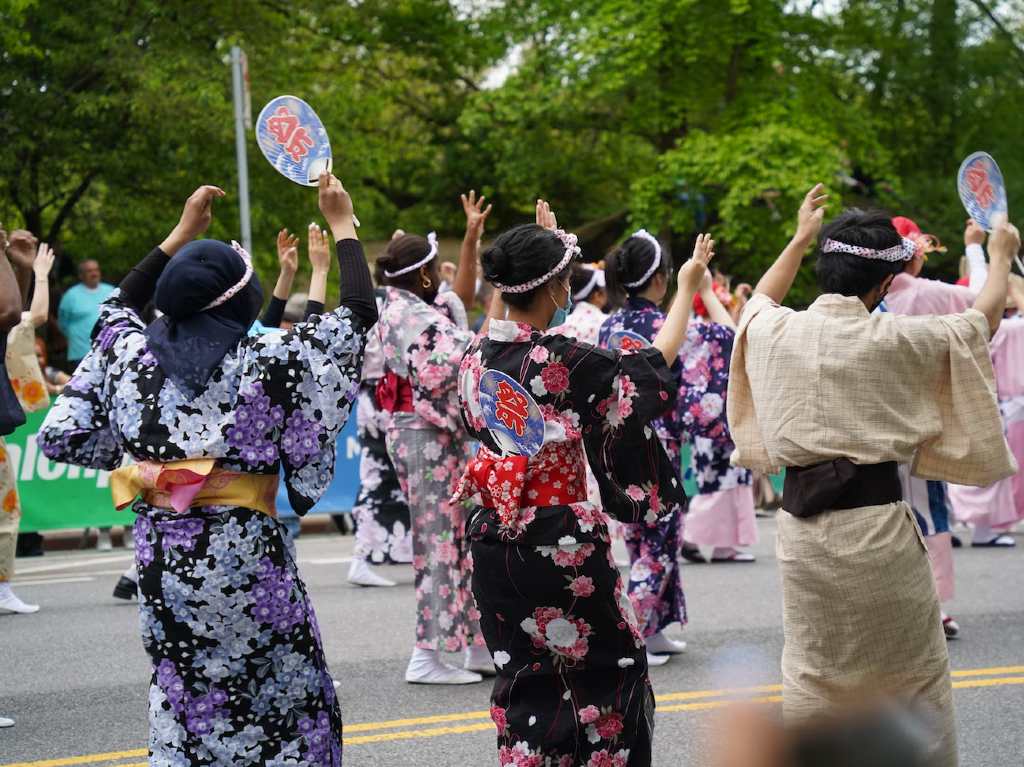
[111,459,279,517]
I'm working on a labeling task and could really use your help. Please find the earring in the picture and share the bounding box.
[421,275,432,290]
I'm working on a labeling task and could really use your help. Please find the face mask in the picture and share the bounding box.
[547,282,572,329]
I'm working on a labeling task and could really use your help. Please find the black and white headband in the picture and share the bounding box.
[625,229,662,288]
[383,232,439,278]
[822,237,916,263]
[572,268,605,302]
[491,229,581,294]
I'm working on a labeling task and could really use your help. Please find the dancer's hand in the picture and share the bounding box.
[678,233,715,294]
[7,229,38,272]
[462,190,492,240]
[964,218,986,248]
[536,199,558,231]
[318,173,356,241]
[162,185,226,255]
[989,220,1021,267]
[276,229,299,276]
[33,242,55,281]
[795,183,828,244]
[308,223,332,274]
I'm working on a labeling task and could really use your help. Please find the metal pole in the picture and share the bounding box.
[231,46,252,254]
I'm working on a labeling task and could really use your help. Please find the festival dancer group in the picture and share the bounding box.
[32,162,1021,767]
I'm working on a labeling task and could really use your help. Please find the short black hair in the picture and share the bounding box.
[605,234,666,297]
[481,224,569,309]
[815,209,905,297]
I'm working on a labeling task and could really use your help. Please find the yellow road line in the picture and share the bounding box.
[5,668,1024,766]
[346,722,496,745]
[950,665,1024,678]
[0,752,148,767]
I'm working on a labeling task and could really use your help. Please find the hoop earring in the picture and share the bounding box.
[421,275,432,290]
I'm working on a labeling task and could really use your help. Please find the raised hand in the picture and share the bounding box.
[276,229,299,276]
[178,186,226,240]
[795,183,828,243]
[308,223,332,274]
[988,220,1021,266]
[33,242,55,281]
[964,218,986,248]
[536,199,558,231]
[318,172,355,239]
[462,190,493,240]
[679,233,715,294]
[7,229,39,272]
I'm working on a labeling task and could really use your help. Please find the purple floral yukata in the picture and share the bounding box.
[38,282,368,766]
[598,297,687,637]
[376,288,484,652]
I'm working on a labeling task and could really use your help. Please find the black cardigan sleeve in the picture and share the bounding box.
[336,239,377,327]
[119,248,170,312]
[261,296,287,329]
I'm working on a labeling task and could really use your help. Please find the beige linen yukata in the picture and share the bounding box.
[728,293,1016,767]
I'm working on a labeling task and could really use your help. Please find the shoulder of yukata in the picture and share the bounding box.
[94,291,146,338]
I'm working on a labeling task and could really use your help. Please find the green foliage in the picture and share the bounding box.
[1,0,1022,307]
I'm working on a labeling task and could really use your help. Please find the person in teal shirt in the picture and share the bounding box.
[57,259,114,371]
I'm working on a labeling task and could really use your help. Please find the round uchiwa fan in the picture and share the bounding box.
[255,95,332,187]
[957,152,1008,233]
[479,370,545,458]
[607,329,651,353]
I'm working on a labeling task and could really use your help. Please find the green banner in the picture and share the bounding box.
[6,407,127,532]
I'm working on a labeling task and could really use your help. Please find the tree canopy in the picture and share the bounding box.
[1,0,1021,305]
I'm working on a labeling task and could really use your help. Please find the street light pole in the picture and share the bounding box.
[230,46,252,255]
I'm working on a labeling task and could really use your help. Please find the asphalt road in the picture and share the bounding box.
[2,517,1022,767]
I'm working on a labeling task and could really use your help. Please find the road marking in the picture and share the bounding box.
[16,555,132,575]
[5,669,1023,766]
[14,576,95,587]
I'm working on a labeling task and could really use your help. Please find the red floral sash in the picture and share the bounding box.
[451,441,587,534]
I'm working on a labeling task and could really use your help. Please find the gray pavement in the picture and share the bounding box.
[1,517,1022,766]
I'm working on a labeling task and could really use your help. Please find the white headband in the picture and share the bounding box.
[383,232,438,278]
[491,229,581,294]
[624,229,662,288]
[822,237,917,263]
[202,241,254,312]
[572,268,604,302]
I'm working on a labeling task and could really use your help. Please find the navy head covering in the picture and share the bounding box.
[144,239,263,397]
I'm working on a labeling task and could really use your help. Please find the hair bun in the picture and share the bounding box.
[481,243,509,282]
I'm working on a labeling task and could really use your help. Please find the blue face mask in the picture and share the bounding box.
[547,282,572,329]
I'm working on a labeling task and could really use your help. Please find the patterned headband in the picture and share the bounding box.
[624,229,662,288]
[202,241,254,312]
[822,237,917,262]
[572,268,603,302]
[383,232,438,278]
[492,228,581,294]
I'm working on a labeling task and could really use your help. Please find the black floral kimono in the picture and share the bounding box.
[452,319,685,767]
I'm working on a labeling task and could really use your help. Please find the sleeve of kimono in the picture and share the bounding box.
[38,290,147,469]
[911,308,1018,485]
[678,322,735,447]
[567,343,684,524]
[726,294,783,474]
[6,313,50,413]
[407,318,475,433]
[248,304,368,515]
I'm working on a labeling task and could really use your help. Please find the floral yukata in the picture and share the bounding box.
[598,297,687,636]
[38,282,369,767]
[678,322,756,549]
[376,288,484,652]
[351,290,412,565]
[453,318,685,767]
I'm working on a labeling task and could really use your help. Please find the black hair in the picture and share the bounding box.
[375,234,432,291]
[569,264,599,299]
[605,234,667,297]
[481,224,570,309]
[815,209,905,297]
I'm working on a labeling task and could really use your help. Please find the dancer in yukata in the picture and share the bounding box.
[598,229,695,665]
[39,176,372,766]
[453,199,714,766]
[375,191,492,684]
